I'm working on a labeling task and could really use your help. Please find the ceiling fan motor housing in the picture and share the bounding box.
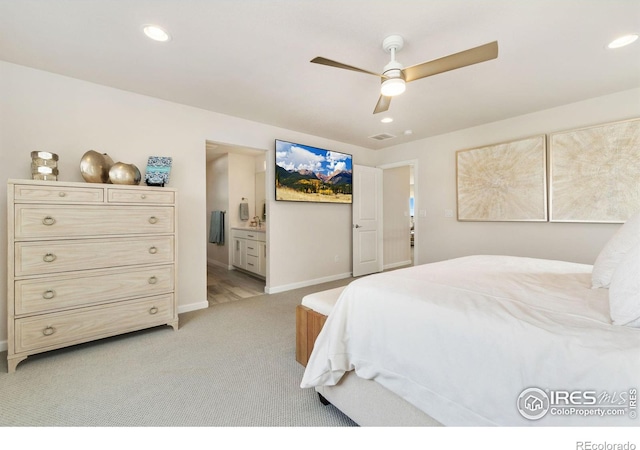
[382,35,405,81]
[382,60,404,80]
[380,58,406,97]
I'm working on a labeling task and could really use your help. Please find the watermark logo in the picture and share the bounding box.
[576,442,636,450]
[517,387,550,420]
[517,387,637,421]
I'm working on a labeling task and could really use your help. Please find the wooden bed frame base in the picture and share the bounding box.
[295,304,327,367]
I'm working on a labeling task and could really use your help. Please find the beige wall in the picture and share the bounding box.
[374,88,640,265]
[0,61,375,349]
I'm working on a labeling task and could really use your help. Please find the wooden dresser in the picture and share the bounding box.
[6,179,178,372]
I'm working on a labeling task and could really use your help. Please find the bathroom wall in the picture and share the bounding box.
[255,155,266,222]
[228,153,257,229]
[206,154,230,268]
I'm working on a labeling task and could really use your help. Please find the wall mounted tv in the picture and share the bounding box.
[275,139,353,204]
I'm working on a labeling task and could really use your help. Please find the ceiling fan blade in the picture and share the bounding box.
[403,41,498,83]
[311,57,383,77]
[373,95,392,114]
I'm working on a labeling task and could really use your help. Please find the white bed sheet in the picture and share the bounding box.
[300,255,640,426]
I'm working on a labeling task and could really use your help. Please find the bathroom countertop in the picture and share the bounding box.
[232,226,266,232]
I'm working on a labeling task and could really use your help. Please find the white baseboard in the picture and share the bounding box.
[266,272,352,294]
[383,260,413,271]
[178,300,209,314]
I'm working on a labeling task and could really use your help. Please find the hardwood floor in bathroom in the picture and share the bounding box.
[207,264,265,305]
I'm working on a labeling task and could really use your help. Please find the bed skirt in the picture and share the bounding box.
[316,370,442,427]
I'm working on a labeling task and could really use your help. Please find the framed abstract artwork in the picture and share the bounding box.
[456,135,547,222]
[549,118,640,223]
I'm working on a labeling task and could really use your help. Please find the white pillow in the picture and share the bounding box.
[609,242,640,327]
[591,212,640,288]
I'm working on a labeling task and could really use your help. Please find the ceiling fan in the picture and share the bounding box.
[311,35,498,114]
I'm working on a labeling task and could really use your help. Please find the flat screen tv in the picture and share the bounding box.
[275,139,353,204]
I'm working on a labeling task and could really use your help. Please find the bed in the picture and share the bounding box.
[300,242,640,426]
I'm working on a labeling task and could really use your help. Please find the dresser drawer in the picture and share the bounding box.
[13,184,104,203]
[15,205,174,239]
[108,188,175,204]
[15,265,174,315]
[14,294,174,353]
[15,236,174,276]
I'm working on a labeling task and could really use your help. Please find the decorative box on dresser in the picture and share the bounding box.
[6,179,178,373]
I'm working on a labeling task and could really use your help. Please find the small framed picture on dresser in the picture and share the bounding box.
[145,156,172,187]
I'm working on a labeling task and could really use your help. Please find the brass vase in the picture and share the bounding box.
[109,162,141,185]
[80,150,114,183]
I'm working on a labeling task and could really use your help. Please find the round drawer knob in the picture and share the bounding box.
[58,192,66,197]
[148,276,158,285]
[148,246,158,254]
[42,289,56,300]
[43,253,57,263]
[148,216,158,224]
[42,326,55,336]
[42,216,56,226]
[141,194,146,199]
[149,306,159,315]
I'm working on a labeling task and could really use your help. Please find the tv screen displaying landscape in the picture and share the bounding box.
[275,140,353,204]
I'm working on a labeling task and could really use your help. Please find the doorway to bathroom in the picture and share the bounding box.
[205,140,267,304]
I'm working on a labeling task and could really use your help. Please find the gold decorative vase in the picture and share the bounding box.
[80,150,114,183]
[109,162,141,185]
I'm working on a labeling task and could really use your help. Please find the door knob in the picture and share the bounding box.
[353,224,361,229]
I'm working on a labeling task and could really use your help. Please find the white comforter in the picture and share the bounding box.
[300,255,640,426]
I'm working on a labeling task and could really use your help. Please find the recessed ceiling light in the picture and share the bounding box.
[143,25,171,42]
[607,34,638,49]
[381,117,393,123]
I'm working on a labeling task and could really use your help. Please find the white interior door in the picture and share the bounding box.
[352,164,383,277]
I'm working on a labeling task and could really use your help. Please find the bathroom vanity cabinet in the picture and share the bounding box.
[231,228,266,279]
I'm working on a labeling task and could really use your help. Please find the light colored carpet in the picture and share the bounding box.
[0,278,356,427]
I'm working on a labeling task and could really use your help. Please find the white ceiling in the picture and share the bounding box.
[1,0,639,150]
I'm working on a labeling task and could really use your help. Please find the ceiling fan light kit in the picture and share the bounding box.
[311,34,498,114]
[381,78,406,97]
